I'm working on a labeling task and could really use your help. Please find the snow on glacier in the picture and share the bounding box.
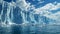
[0,0,60,34]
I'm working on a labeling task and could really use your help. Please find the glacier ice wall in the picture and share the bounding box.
[0,0,60,34]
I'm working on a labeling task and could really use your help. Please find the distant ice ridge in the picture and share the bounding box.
[34,3,60,24]
[0,0,60,27]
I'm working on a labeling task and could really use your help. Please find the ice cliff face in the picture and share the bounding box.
[0,0,60,33]
[0,0,60,25]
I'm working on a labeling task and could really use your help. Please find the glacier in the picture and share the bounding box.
[0,0,60,34]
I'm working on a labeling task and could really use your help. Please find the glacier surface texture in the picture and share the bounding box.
[0,0,60,34]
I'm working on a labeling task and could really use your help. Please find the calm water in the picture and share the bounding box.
[0,24,60,34]
[0,0,60,34]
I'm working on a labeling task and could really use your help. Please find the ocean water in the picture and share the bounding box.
[0,0,60,34]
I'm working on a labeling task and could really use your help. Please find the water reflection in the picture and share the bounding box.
[0,24,60,34]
